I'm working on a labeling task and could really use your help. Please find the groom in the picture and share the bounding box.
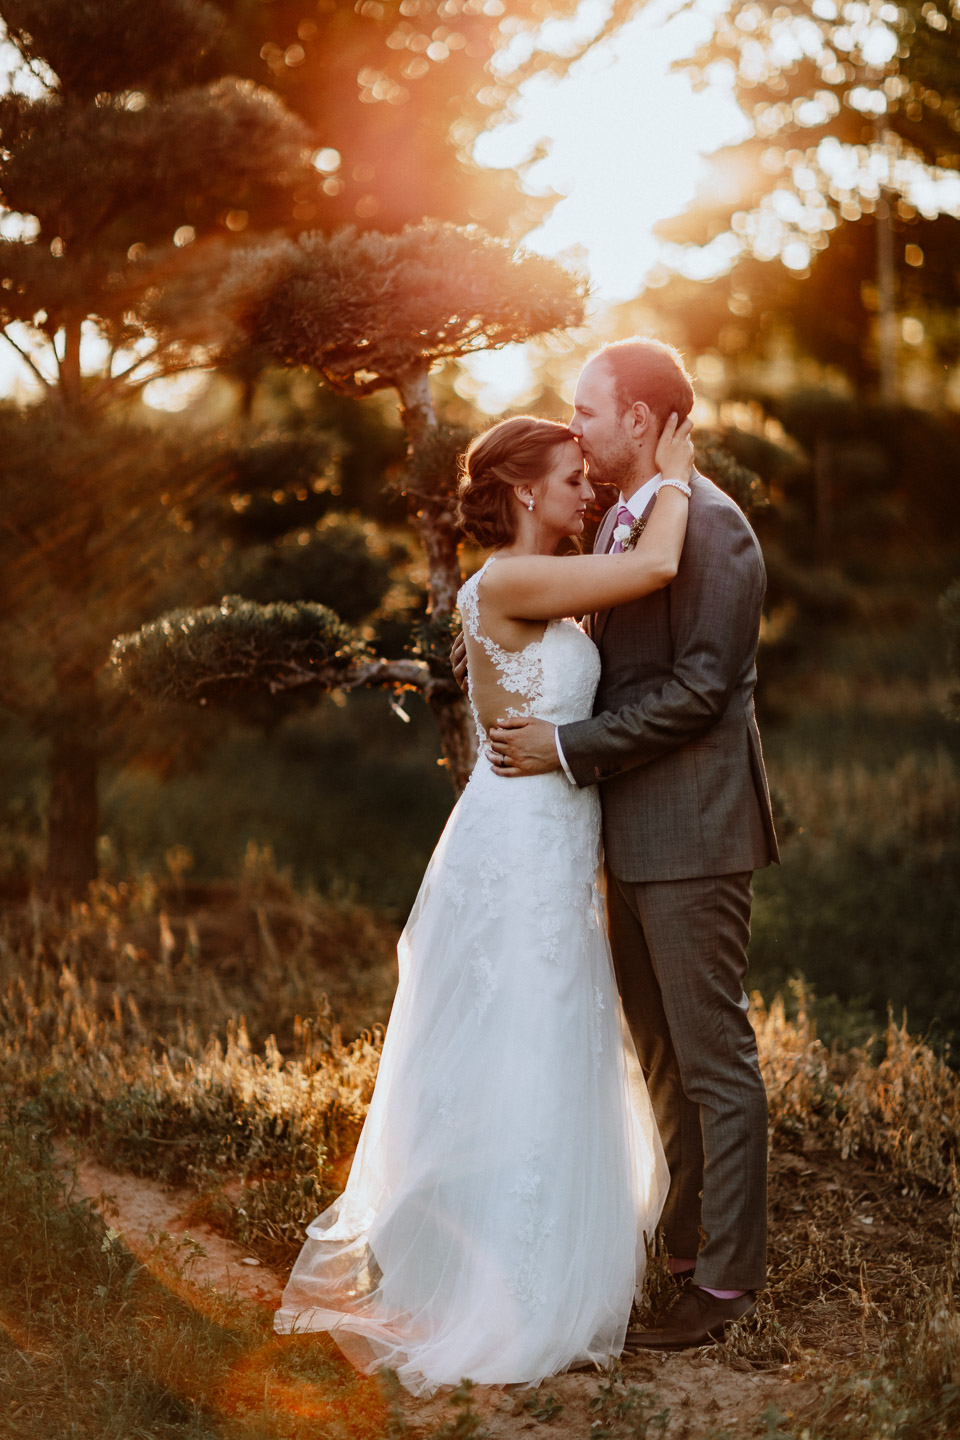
[486,338,779,1349]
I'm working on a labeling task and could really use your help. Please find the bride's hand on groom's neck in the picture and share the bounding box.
[654,413,695,482]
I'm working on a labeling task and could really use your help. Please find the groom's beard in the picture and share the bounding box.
[584,453,635,491]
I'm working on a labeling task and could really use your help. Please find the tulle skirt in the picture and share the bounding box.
[275,763,668,1395]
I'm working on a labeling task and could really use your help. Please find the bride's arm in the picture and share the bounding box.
[482,417,693,623]
[486,490,688,622]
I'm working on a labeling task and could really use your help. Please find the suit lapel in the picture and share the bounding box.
[589,472,704,643]
[593,487,671,644]
[591,505,619,642]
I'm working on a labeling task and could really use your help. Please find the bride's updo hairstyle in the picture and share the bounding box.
[457,415,575,549]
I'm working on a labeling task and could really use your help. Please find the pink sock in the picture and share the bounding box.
[700,1287,745,1299]
[668,1258,696,1275]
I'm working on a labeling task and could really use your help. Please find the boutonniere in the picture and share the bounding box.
[619,516,647,552]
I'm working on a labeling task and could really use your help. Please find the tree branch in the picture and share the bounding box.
[1,327,53,389]
[86,352,212,407]
[319,366,391,398]
[183,656,431,697]
[347,658,431,691]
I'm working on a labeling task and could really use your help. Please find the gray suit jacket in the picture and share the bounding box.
[558,473,779,883]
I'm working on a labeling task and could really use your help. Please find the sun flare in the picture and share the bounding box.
[457,0,750,410]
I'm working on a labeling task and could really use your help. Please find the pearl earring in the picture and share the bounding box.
[527,499,535,512]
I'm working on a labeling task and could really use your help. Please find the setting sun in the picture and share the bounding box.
[475,0,748,302]
[451,0,751,410]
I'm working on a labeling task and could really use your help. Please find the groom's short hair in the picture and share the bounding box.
[595,338,694,430]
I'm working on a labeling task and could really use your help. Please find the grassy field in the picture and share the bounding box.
[2,591,957,1049]
[749,607,960,1050]
[0,872,958,1439]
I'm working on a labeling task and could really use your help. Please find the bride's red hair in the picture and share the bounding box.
[456,415,574,549]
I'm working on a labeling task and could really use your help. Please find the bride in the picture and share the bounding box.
[274,411,694,1395]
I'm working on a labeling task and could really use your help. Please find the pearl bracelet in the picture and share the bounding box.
[656,477,692,498]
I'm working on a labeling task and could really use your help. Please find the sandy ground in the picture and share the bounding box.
[64,1150,824,1438]
[406,1352,821,1440]
[63,1149,284,1310]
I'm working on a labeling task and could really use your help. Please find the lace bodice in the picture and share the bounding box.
[457,554,601,745]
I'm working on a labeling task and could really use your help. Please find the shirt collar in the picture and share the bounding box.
[619,474,661,520]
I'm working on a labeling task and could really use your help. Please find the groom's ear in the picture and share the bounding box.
[626,400,654,441]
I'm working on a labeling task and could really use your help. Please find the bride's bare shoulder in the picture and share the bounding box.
[479,552,574,594]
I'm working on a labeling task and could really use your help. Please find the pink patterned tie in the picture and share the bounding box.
[609,504,635,554]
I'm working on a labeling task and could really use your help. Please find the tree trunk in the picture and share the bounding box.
[813,436,832,560]
[396,366,476,792]
[60,319,83,408]
[42,684,100,901]
[876,191,898,406]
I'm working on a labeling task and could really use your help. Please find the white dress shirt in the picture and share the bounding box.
[554,477,662,783]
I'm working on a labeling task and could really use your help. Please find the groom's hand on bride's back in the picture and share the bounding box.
[487,717,559,777]
[451,632,468,694]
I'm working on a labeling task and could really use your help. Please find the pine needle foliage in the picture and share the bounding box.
[0,0,323,894]
[111,596,435,715]
[654,0,960,392]
[112,596,372,707]
[217,222,589,396]
[223,517,399,622]
[694,434,767,516]
[398,421,476,508]
[0,0,223,100]
[117,225,587,789]
[0,2,313,395]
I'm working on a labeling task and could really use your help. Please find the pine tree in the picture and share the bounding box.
[1,0,646,894]
[0,0,316,896]
[113,222,587,792]
[655,0,960,397]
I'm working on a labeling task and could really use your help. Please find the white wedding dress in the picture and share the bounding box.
[274,555,668,1395]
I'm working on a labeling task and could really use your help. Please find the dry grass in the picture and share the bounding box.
[0,877,958,1437]
[0,1111,404,1440]
[748,743,960,1051]
[703,990,960,1436]
[0,861,392,1261]
[0,841,399,1050]
[769,746,959,858]
[778,667,954,722]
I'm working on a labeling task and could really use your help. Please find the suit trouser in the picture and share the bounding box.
[605,868,767,1291]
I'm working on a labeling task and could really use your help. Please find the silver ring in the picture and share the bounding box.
[499,753,506,767]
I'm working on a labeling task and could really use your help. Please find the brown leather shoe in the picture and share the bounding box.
[623,1287,757,1352]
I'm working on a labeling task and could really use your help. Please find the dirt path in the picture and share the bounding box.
[62,1148,283,1310]
[409,1350,821,1439]
[63,1150,823,1437]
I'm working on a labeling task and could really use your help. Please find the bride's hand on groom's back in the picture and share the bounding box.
[450,632,468,694]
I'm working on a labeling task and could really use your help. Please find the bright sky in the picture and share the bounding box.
[484,0,746,300]
[457,0,750,411]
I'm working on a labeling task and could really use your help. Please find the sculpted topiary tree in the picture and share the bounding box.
[0,0,316,897]
[114,222,588,790]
